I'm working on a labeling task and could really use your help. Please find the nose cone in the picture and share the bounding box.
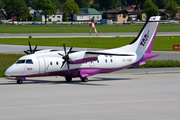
[5,67,13,76]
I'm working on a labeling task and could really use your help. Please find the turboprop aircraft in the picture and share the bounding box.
[5,16,161,84]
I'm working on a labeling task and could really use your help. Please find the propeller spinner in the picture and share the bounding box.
[58,42,73,74]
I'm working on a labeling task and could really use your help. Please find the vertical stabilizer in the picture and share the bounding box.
[130,16,161,53]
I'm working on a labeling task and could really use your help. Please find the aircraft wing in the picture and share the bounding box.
[69,51,134,64]
[85,51,134,56]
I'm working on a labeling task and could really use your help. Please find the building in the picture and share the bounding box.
[73,8,102,21]
[0,9,8,22]
[106,7,146,22]
[30,9,63,22]
[106,8,128,22]
[42,11,63,22]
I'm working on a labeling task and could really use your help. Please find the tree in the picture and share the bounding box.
[75,0,91,8]
[62,0,79,21]
[90,3,100,10]
[123,13,126,18]
[137,13,142,20]
[0,0,5,8]
[51,0,62,9]
[62,12,67,21]
[165,0,179,19]
[142,0,159,19]
[5,0,29,21]
[156,0,168,9]
[36,0,57,24]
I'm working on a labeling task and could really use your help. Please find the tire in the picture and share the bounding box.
[65,77,72,82]
[81,77,88,82]
[17,79,23,84]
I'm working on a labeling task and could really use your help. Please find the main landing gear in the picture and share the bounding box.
[65,77,72,82]
[64,76,88,82]
[80,76,88,82]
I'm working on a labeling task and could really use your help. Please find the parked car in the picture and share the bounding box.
[13,21,21,25]
[32,22,40,25]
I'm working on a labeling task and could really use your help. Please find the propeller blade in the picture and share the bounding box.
[28,41,32,54]
[33,45,37,53]
[63,42,67,55]
[58,53,64,56]
[24,51,30,55]
[66,61,70,74]
[61,61,66,69]
[67,47,73,54]
[33,45,37,54]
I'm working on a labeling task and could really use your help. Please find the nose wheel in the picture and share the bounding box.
[17,79,23,84]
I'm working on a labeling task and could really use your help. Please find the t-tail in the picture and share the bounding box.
[123,16,161,66]
[130,16,161,54]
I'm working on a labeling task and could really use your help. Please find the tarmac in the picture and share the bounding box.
[0,68,180,120]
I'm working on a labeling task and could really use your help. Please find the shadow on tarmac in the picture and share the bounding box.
[0,77,132,86]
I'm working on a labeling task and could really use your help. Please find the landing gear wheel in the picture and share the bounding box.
[65,77,72,82]
[17,79,23,84]
[81,77,88,82]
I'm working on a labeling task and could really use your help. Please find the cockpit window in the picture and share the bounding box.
[16,60,25,64]
[16,59,33,64]
[26,59,33,64]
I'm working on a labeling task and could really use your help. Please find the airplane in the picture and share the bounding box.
[5,16,161,84]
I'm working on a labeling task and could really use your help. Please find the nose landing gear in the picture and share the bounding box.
[17,79,23,84]
[16,77,25,84]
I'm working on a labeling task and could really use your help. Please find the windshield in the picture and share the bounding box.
[26,59,33,64]
[16,59,33,64]
[16,60,25,64]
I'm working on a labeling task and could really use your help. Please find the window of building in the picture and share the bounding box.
[119,15,121,17]
[57,16,60,18]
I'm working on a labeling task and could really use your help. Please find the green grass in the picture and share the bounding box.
[0,54,23,77]
[0,36,180,51]
[1,24,180,33]
[130,60,180,68]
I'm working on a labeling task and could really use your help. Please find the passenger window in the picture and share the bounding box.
[50,62,52,65]
[97,60,99,63]
[111,59,113,63]
[26,59,33,64]
[56,61,58,65]
[105,59,107,63]
[16,60,25,64]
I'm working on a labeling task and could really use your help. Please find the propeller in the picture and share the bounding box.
[58,42,73,74]
[24,41,38,54]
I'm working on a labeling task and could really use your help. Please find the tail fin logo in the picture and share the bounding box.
[140,30,150,46]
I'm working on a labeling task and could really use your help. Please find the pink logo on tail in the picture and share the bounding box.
[140,30,149,46]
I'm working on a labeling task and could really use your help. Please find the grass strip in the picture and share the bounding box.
[0,54,23,77]
[0,36,180,51]
[1,24,180,33]
[130,60,180,68]
[0,54,180,78]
